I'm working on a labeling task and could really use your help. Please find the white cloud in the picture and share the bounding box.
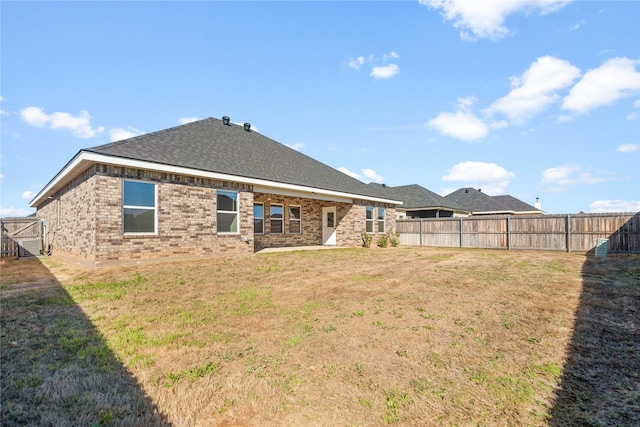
[541,164,605,191]
[487,56,580,124]
[21,191,36,200]
[0,206,35,218]
[109,126,144,142]
[348,52,400,79]
[348,56,366,70]
[179,117,199,125]
[362,168,384,183]
[21,106,50,127]
[286,142,305,151]
[338,167,360,180]
[370,64,399,79]
[617,143,638,153]
[427,111,488,141]
[442,161,514,195]
[562,57,640,114]
[589,200,640,213]
[20,106,105,138]
[338,167,384,183]
[419,0,572,41]
[0,110,8,116]
[383,51,400,61]
[0,173,4,184]
[569,19,586,31]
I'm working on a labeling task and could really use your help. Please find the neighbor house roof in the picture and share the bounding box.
[492,195,542,215]
[31,117,402,207]
[369,184,469,213]
[445,188,543,215]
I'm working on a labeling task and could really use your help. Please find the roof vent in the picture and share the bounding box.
[243,123,251,131]
[478,188,482,192]
[222,116,230,125]
[381,183,386,188]
[465,189,469,193]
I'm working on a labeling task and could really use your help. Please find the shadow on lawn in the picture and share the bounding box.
[548,226,640,425]
[0,258,170,426]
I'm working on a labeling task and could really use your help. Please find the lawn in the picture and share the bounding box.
[1,247,638,426]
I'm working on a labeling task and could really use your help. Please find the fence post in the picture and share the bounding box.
[419,219,423,247]
[566,214,571,252]
[459,217,463,248]
[507,216,511,250]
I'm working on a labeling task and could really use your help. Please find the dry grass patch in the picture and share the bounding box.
[1,247,638,426]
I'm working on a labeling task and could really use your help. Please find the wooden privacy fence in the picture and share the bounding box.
[1,217,45,258]
[396,212,640,253]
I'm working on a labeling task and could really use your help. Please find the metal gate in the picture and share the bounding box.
[1,217,45,258]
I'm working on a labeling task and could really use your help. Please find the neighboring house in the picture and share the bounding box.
[444,187,544,216]
[369,183,470,219]
[30,117,401,268]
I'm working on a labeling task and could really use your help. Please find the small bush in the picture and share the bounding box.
[378,234,389,248]
[362,231,373,248]
[389,232,400,247]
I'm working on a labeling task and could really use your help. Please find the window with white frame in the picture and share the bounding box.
[217,190,239,233]
[270,204,283,234]
[123,180,157,234]
[377,207,385,233]
[289,205,301,234]
[254,203,264,234]
[365,206,374,233]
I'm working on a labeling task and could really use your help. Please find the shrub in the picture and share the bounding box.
[390,232,400,247]
[362,231,373,248]
[378,234,389,248]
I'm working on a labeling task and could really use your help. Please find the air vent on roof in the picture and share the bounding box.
[243,123,251,131]
[222,116,230,125]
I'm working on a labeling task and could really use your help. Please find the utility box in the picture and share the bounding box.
[595,238,609,257]
[18,238,42,258]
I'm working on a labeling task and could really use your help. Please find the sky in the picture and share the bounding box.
[1,0,639,217]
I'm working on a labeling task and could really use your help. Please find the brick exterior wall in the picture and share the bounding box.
[36,164,396,268]
[37,167,98,261]
[253,193,396,251]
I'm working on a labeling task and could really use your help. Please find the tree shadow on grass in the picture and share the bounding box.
[548,241,640,424]
[0,257,171,426]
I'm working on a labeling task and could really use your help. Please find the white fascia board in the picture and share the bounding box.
[31,151,402,207]
[30,151,86,207]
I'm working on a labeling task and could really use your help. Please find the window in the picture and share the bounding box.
[217,190,238,233]
[377,207,385,233]
[270,204,283,234]
[123,180,156,234]
[254,203,264,234]
[289,205,301,234]
[365,206,374,233]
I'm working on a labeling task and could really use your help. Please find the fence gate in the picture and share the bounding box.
[1,217,45,258]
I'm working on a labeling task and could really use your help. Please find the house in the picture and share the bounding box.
[368,183,470,218]
[444,187,544,216]
[30,117,402,268]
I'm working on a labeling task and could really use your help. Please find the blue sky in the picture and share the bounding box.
[1,0,639,216]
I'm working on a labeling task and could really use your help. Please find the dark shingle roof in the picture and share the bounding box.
[493,195,541,213]
[445,188,543,214]
[445,187,508,213]
[369,184,467,211]
[85,117,395,201]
